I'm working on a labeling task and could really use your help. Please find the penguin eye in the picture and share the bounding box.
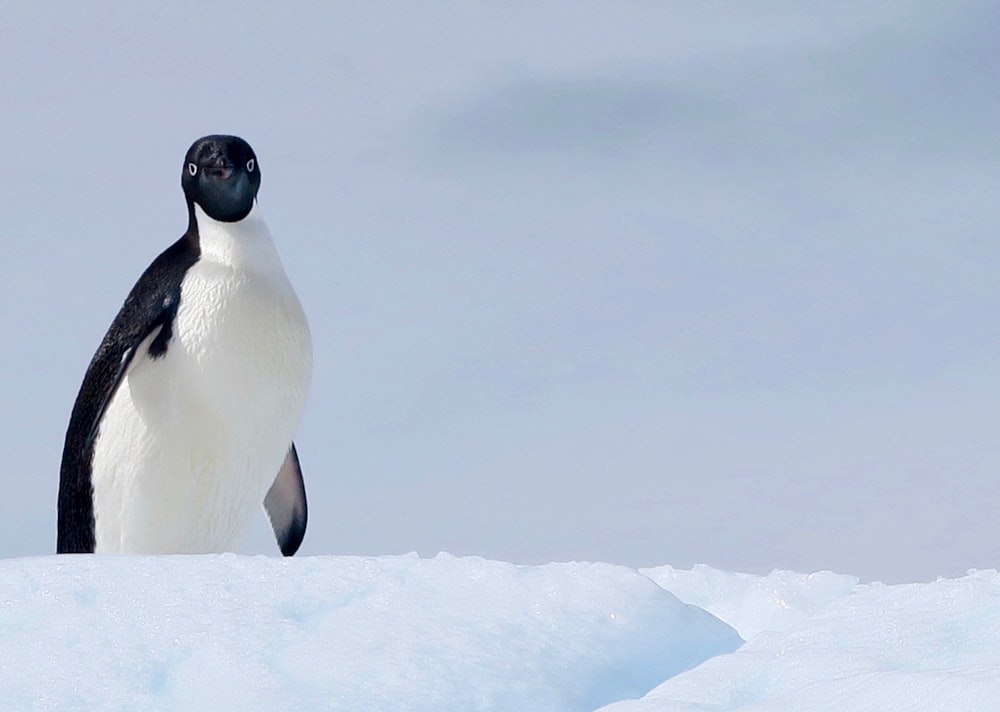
[187,163,197,176]
[246,158,255,173]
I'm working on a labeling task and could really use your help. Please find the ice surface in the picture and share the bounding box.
[0,554,738,711]
[642,563,860,640]
[602,566,1000,711]
[9,554,1000,711]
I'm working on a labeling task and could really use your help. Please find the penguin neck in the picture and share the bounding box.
[191,202,285,274]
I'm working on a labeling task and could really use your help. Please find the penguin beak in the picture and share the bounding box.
[206,158,235,181]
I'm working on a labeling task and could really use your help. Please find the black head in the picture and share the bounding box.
[182,135,261,223]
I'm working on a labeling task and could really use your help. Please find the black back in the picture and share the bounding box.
[57,236,199,552]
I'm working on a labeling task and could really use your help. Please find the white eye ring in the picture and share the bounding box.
[246,158,255,172]
[187,163,197,176]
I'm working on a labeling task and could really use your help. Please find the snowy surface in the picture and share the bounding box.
[605,565,1000,711]
[0,554,737,711]
[5,555,1000,711]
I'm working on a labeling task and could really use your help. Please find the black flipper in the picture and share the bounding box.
[264,444,308,556]
[57,234,199,554]
[82,322,164,453]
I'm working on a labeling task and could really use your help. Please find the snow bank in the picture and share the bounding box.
[14,555,1000,711]
[602,566,1000,711]
[0,554,740,711]
[642,564,860,640]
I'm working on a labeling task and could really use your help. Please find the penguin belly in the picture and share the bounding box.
[90,252,312,554]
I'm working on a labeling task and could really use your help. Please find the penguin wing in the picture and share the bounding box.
[58,237,198,553]
[264,443,308,556]
[84,320,168,450]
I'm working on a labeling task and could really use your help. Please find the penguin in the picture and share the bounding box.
[57,135,312,556]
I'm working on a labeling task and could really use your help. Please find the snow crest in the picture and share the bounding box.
[0,554,739,711]
[602,566,1000,711]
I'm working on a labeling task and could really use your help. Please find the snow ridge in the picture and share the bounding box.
[10,554,1000,711]
[0,554,738,711]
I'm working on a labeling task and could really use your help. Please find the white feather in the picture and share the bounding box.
[91,203,312,553]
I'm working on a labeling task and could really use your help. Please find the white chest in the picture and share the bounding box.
[91,205,312,553]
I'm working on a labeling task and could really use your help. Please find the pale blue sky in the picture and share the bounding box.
[2,2,999,582]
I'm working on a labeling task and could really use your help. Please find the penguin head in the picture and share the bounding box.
[182,135,261,223]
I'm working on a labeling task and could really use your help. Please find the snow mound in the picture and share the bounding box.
[0,554,740,711]
[602,566,1000,711]
[642,563,860,640]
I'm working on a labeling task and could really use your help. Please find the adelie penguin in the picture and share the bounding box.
[57,135,312,556]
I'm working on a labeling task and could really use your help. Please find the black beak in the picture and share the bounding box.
[206,157,235,180]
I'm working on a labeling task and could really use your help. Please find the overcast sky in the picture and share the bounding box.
[2,2,999,582]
